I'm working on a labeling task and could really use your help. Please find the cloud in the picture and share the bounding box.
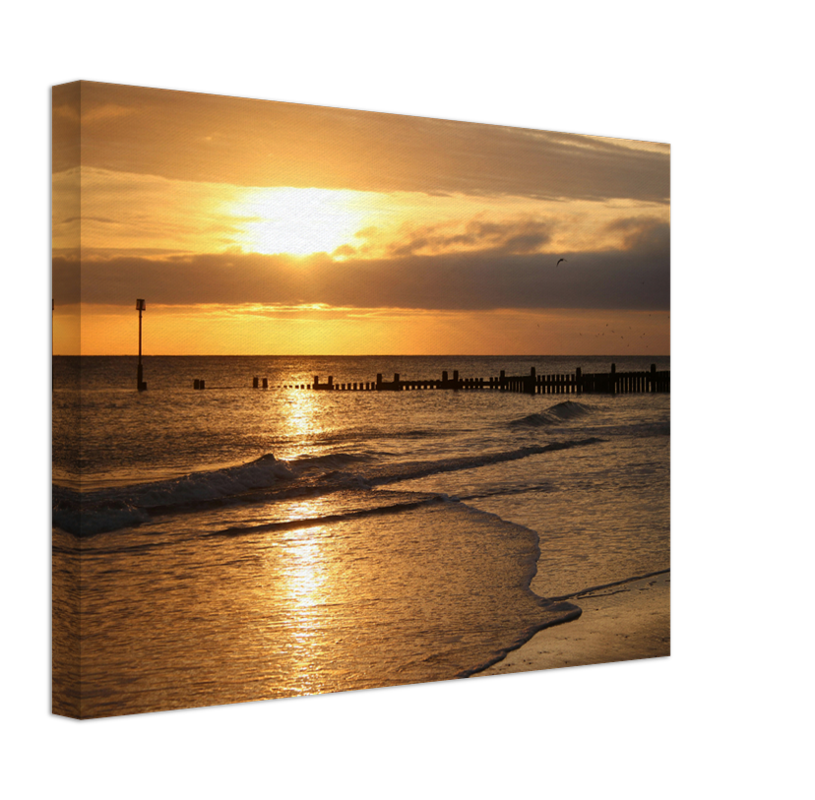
[55,223,669,312]
[387,217,555,257]
[56,82,670,203]
[604,215,669,251]
[332,244,357,258]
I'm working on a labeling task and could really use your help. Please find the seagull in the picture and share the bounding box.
[557,258,566,267]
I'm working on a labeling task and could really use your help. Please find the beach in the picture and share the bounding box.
[52,354,669,717]
[479,571,670,677]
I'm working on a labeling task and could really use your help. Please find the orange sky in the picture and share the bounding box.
[52,81,670,356]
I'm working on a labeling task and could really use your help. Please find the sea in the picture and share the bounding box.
[52,354,670,718]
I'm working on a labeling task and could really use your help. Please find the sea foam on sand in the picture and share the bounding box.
[478,572,670,676]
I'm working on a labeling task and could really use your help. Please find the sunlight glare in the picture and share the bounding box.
[228,187,370,257]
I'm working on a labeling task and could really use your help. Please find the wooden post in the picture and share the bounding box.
[650,363,657,393]
[262,378,268,389]
[376,373,382,390]
[253,376,259,388]
[199,379,205,390]
[394,373,401,390]
[576,367,582,395]
[136,298,146,391]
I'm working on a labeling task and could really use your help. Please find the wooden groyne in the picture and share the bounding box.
[247,364,669,395]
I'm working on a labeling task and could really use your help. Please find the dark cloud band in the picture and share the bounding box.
[54,226,669,312]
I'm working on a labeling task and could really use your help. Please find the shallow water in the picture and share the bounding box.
[52,355,669,717]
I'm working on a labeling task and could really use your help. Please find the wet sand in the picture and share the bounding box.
[477,572,670,676]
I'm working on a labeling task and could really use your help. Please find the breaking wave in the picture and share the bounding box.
[52,437,604,537]
[508,401,593,428]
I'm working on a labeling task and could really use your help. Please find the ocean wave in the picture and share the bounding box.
[548,400,593,419]
[52,436,604,537]
[508,401,593,428]
[368,438,603,486]
[286,452,374,472]
[455,481,558,502]
[52,453,295,536]
[209,493,448,539]
[52,496,151,538]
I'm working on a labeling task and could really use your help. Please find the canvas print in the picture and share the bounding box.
[52,81,670,719]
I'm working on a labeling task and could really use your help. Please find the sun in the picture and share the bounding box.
[227,187,371,257]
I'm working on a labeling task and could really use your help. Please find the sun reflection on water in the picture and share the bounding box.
[273,506,333,695]
[273,383,332,457]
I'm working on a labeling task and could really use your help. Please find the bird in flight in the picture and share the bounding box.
[557,258,566,267]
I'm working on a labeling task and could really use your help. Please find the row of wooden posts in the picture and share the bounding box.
[238,364,669,395]
[128,301,669,396]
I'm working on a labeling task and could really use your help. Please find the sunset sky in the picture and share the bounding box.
[52,81,670,356]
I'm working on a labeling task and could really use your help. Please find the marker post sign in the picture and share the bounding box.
[136,299,146,391]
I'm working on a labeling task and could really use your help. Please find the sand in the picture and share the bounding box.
[477,571,670,676]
